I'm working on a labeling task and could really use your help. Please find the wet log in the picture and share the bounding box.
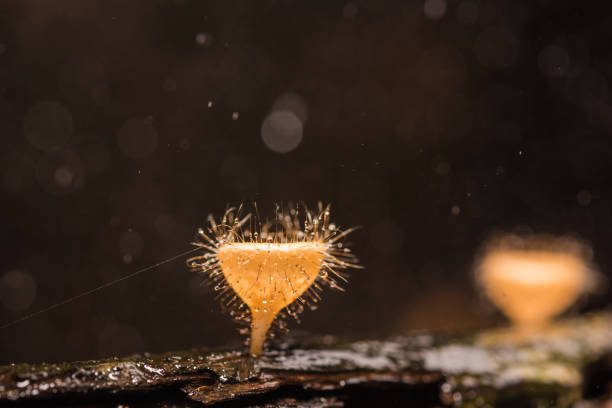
[1,312,611,407]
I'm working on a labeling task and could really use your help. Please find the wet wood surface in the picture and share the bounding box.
[1,312,611,407]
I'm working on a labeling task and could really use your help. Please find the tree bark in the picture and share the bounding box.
[1,312,611,407]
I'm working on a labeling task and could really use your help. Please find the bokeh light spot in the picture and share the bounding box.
[54,166,74,188]
[538,45,570,79]
[36,149,85,195]
[424,0,447,21]
[261,111,303,154]
[195,32,212,47]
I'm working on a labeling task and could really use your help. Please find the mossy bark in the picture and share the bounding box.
[1,312,611,407]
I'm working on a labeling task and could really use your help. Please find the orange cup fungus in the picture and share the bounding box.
[476,233,599,328]
[187,203,361,356]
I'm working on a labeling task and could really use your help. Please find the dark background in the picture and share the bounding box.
[1,0,611,364]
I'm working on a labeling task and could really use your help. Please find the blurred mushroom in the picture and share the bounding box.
[475,233,600,328]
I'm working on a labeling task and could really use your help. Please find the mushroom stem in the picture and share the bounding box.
[249,310,276,356]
